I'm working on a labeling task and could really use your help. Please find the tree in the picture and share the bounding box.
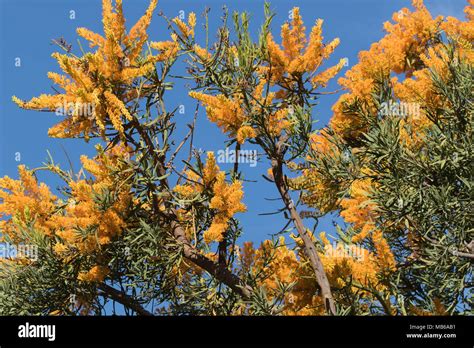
[0,0,472,315]
[294,0,473,314]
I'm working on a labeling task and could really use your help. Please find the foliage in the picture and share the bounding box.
[0,0,472,315]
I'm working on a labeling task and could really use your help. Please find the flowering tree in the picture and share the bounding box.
[0,0,472,315]
[292,0,474,314]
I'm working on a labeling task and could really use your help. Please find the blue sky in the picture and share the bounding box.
[0,0,468,312]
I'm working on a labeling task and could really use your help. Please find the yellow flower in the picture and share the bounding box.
[267,109,291,137]
[78,265,110,282]
[173,184,197,198]
[0,165,57,239]
[330,0,458,142]
[340,178,378,243]
[236,126,257,144]
[53,243,69,255]
[263,7,342,87]
[48,145,131,254]
[202,152,219,185]
[173,12,196,38]
[193,44,212,61]
[173,151,220,199]
[150,40,180,61]
[189,91,246,137]
[13,0,160,140]
[188,12,197,37]
[311,58,346,88]
[203,220,228,244]
[203,172,246,243]
[289,132,341,214]
[372,230,396,273]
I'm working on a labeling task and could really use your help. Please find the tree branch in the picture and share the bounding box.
[98,284,153,316]
[271,136,336,315]
[170,219,253,299]
[129,114,253,300]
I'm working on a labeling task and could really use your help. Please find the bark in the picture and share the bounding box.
[170,219,253,299]
[270,136,336,315]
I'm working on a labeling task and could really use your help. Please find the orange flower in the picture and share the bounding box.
[78,265,110,282]
[172,12,197,38]
[236,126,257,144]
[13,0,161,140]
[263,8,344,87]
[329,0,465,142]
[372,230,396,273]
[189,92,246,137]
[340,178,378,243]
[204,172,246,243]
[0,166,57,239]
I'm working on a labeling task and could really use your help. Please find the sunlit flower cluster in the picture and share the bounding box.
[0,144,132,283]
[205,173,246,243]
[331,0,473,141]
[172,12,197,39]
[173,152,246,244]
[188,92,250,143]
[263,8,345,88]
[0,166,57,240]
[297,0,472,282]
[77,265,110,283]
[189,7,346,145]
[11,0,177,140]
[51,145,132,252]
[339,178,378,243]
[240,230,395,315]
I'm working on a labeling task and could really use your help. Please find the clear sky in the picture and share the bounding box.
[0,0,468,313]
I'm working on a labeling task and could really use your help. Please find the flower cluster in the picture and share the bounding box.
[289,130,340,213]
[296,0,473,271]
[0,166,57,241]
[50,146,132,284]
[339,178,378,243]
[12,0,178,140]
[174,152,246,244]
[241,230,394,315]
[188,92,249,142]
[189,7,345,146]
[204,172,246,243]
[77,265,110,283]
[263,8,345,88]
[172,12,197,39]
[249,237,320,315]
[331,0,473,141]
[0,144,132,283]
[51,145,132,253]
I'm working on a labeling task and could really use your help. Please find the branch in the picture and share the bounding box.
[170,219,253,299]
[270,135,336,315]
[168,104,199,168]
[129,114,253,299]
[98,284,153,316]
[452,251,474,260]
